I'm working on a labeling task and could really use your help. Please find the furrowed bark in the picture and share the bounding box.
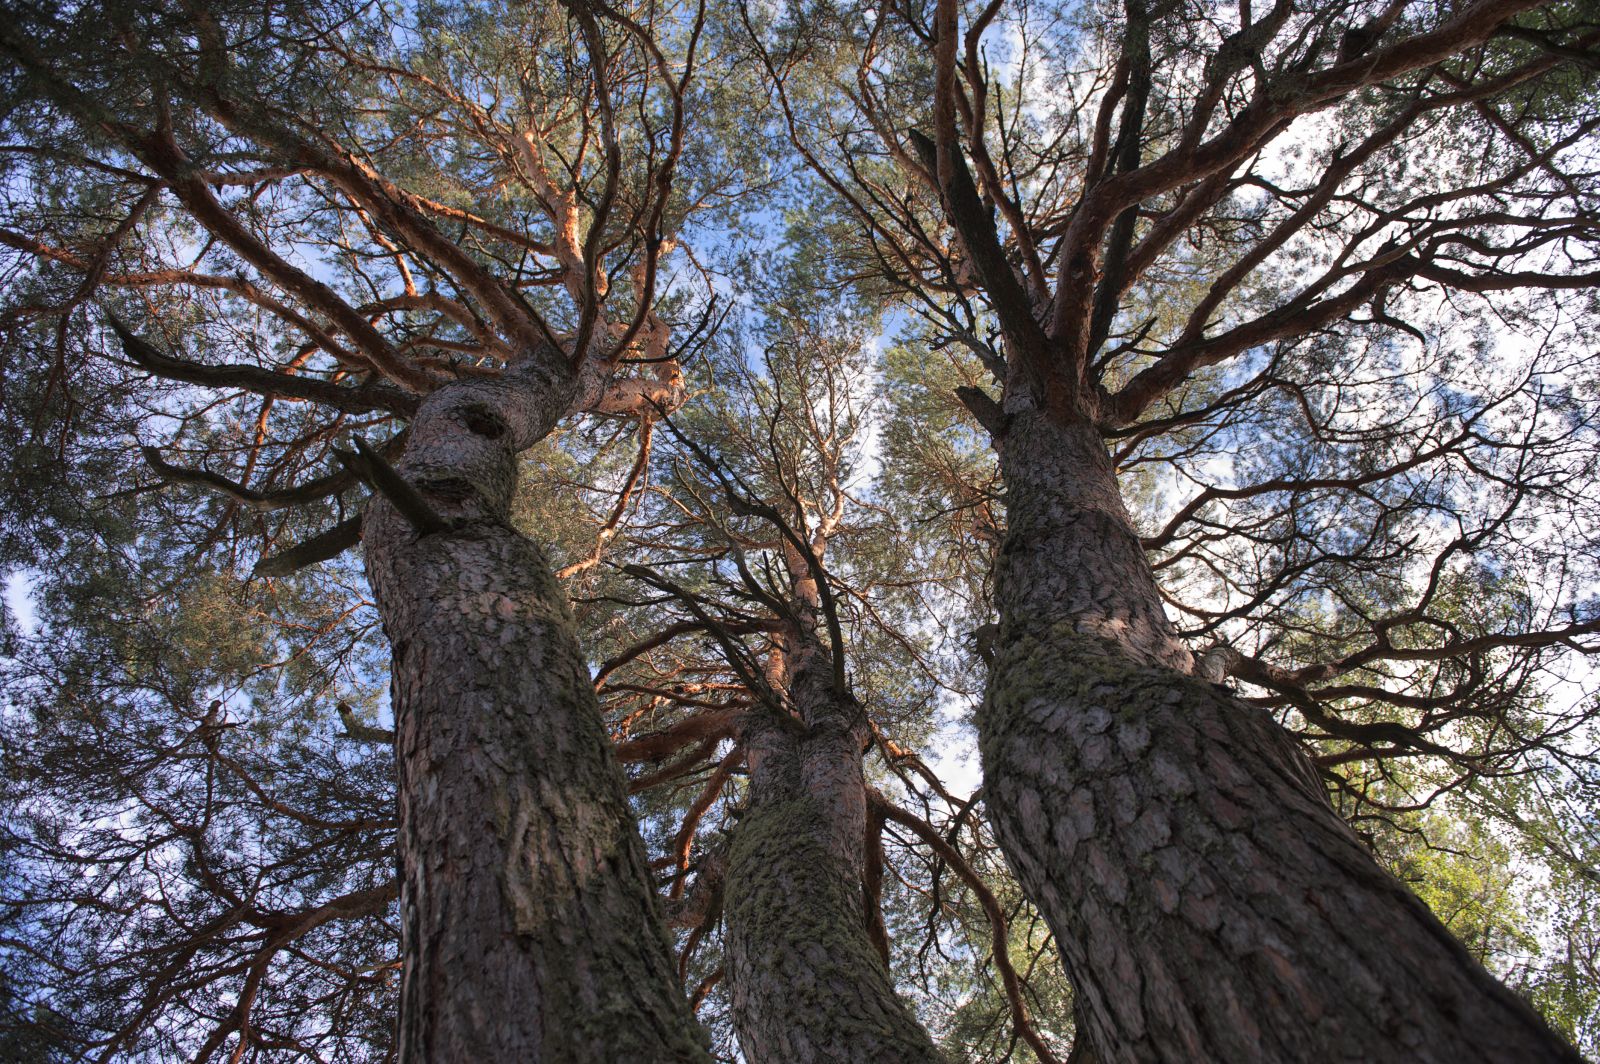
[362,353,707,1062]
[982,409,1580,1063]
[725,648,943,1064]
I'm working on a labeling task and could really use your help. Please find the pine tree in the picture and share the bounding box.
[2,1,1599,1061]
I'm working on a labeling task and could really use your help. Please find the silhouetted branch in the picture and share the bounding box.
[253,516,364,577]
[332,438,448,536]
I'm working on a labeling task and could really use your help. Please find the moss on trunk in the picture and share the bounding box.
[981,410,1580,1063]
[366,360,708,1062]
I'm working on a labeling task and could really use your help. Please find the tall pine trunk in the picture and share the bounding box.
[981,409,1579,1063]
[363,359,707,1061]
[725,648,943,1064]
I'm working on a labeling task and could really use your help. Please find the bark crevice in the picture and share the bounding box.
[365,354,708,1062]
[725,650,943,1064]
[982,411,1579,1063]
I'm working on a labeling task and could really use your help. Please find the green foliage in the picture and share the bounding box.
[2,0,1600,1057]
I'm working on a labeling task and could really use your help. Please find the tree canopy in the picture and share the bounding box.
[1,0,1599,1060]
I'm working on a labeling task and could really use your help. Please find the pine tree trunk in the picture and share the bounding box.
[981,409,1580,1063]
[363,358,708,1062]
[725,653,943,1064]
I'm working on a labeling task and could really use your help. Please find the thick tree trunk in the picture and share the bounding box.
[725,652,943,1064]
[363,358,707,1062]
[981,409,1580,1063]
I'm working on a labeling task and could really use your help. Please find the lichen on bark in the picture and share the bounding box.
[980,411,1580,1063]
[365,356,709,1062]
[724,655,943,1064]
